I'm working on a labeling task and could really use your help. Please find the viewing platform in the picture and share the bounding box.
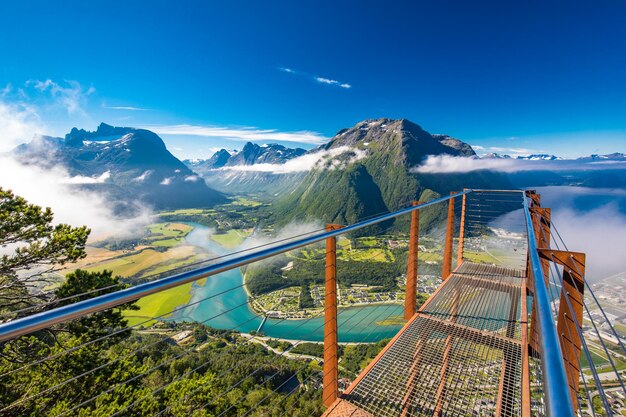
[324,262,527,417]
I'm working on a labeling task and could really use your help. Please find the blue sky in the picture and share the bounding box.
[1,0,625,159]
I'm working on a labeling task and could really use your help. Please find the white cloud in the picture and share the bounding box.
[315,77,351,89]
[146,124,328,145]
[134,170,153,182]
[217,146,367,174]
[279,67,352,89]
[315,77,349,88]
[64,171,111,184]
[412,155,526,173]
[0,156,152,239]
[1,84,12,97]
[0,101,44,152]
[535,187,626,281]
[411,155,626,174]
[184,175,199,182]
[103,105,148,111]
[160,177,173,185]
[28,79,95,116]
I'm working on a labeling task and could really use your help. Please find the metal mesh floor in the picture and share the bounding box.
[328,262,525,417]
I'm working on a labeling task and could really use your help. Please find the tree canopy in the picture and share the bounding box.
[0,187,90,315]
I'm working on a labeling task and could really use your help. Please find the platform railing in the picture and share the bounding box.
[0,190,471,342]
[523,192,576,417]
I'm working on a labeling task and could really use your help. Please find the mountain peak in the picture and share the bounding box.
[322,118,475,161]
[65,122,135,145]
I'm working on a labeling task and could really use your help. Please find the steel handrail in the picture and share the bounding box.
[522,192,575,417]
[0,190,472,342]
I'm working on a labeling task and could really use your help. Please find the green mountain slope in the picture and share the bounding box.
[273,118,510,231]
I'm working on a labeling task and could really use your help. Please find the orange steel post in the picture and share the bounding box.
[404,201,422,320]
[441,192,456,280]
[323,224,342,408]
[456,191,467,266]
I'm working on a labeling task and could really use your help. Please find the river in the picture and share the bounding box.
[171,224,404,342]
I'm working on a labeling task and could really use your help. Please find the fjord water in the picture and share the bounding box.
[172,225,404,342]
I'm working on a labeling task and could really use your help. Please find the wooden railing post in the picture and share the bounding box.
[323,224,342,407]
[404,201,422,320]
[457,191,467,266]
[442,192,456,280]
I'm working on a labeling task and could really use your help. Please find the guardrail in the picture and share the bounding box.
[0,189,472,342]
[522,192,576,417]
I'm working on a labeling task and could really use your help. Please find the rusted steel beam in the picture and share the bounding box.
[495,359,508,417]
[324,224,343,408]
[495,290,521,417]
[432,285,460,417]
[520,279,531,417]
[457,191,467,266]
[442,192,456,280]
[433,334,454,417]
[538,249,586,409]
[399,340,426,417]
[404,201,422,320]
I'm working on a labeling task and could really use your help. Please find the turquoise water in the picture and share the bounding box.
[172,225,404,342]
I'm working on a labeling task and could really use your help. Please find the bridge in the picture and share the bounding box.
[0,189,623,416]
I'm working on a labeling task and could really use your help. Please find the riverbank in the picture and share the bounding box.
[172,223,406,342]
[245,275,404,320]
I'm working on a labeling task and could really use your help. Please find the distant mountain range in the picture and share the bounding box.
[482,152,625,161]
[11,120,624,221]
[483,153,562,160]
[186,142,306,170]
[13,123,225,210]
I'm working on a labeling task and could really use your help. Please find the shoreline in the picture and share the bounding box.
[239,332,387,346]
[244,270,404,320]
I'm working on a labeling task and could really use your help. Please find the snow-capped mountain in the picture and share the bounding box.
[516,154,562,161]
[577,152,626,162]
[186,142,307,170]
[13,123,225,209]
[482,153,561,160]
